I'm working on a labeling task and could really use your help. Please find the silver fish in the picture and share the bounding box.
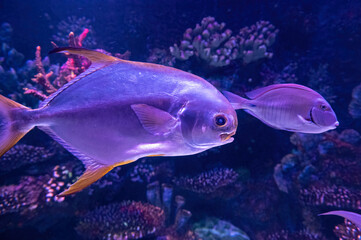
[223,83,338,133]
[0,47,237,195]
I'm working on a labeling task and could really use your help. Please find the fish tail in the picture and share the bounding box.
[0,95,33,157]
[222,91,254,110]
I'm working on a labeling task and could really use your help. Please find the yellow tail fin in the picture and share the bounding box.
[0,95,32,157]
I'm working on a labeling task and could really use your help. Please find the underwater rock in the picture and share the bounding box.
[193,217,250,240]
[76,201,165,240]
[173,167,239,195]
[170,17,278,67]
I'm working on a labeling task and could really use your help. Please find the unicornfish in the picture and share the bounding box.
[223,83,338,134]
[0,47,238,196]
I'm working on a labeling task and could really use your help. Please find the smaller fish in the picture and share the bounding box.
[319,210,361,229]
[223,84,339,133]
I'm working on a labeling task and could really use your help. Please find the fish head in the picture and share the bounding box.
[179,99,238,149]
[310,98,339,130]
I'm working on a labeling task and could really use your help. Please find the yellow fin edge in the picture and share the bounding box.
[58,159,137,197]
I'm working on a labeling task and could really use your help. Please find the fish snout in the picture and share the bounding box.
[220,130,236,142]
[334,121,339,127]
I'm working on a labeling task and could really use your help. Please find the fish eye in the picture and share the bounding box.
[320,104,328,111]
[214,114,227,127]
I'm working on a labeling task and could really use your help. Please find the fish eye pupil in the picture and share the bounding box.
[321,104,327,110]
[215,115,226,126]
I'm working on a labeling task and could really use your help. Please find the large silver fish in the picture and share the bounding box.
[223,83,338,133]
[0,47,237,195]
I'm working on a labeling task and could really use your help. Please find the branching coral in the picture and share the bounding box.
[76,201,165,240]
[24,29,92,100]
[170,17,278,67]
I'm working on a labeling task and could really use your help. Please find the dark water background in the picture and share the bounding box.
[0,0,361,239]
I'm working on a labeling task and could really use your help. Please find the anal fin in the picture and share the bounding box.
[59,159,137,196]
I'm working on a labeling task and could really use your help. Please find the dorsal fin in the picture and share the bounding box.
[245,83,315,99]
[40,48,122,108]
[48,47,121,63]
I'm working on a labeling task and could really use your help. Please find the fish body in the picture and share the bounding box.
[223,84,338,133]
[319,210,361,229]
[0,48,237,195]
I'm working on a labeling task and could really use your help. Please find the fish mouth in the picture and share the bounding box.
[220,131,236,142]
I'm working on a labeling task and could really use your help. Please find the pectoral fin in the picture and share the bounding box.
[131,104,178,135]
[58,159,136,196]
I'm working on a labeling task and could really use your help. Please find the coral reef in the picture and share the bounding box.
[0,143,56,174]
[24,29,92,100]
[0,176,44,215]
[299,185,361,210]
[173,167,240,197]
[265,229,327,240]
[52,16,96,48]
[76,201,165,239]
[146,181,197,240]
[170,17,278,67]
[193,217,250,240]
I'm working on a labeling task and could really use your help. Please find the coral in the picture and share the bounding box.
[129,159,174,184]
[52,16,96,48]
[299,185,361,210]
[0,176,44,215]
[265,229,327,240]
[349,83,361,119]
[76,201,165,240]
[173,167,239,196]
[25,29,131,101]
[147,48,175,66]
[24,29,92,100]
[146,181,197,240]
[43,163,82,203]
[0,143,56,174]
[334,219,361,239]
[193,217,250,240]
[170,17,278,67]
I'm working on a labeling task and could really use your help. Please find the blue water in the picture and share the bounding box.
[1,0,361,239]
